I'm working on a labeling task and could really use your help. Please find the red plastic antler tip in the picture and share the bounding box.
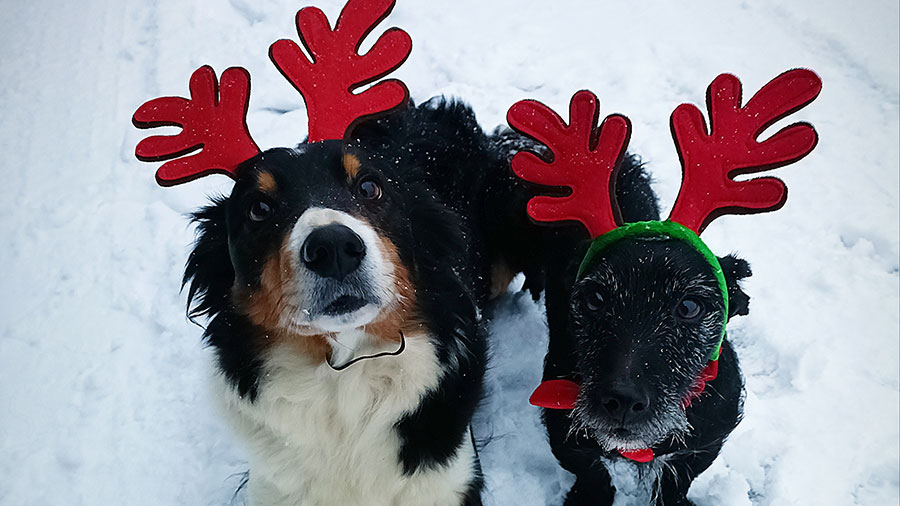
[668,69,821,233]
[270,0,412,142]
[133,66,260,186]
[508,91,631,238]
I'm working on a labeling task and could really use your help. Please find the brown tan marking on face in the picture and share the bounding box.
[364,235,422,343]
[342,153,361,181]
[257,171,277,193]
[490,260,517,299]
[232,235,329,362]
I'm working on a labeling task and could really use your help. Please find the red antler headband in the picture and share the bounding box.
[508,69,822,244]
[512,69,821,342]
[508,69,821,307]
[512,71,822,461]
[132,0,412,187]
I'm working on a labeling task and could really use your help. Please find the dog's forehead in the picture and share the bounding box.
[584,237,716,287]
[245,145,345,188]
[230,145,377,211]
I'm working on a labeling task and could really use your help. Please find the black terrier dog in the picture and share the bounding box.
[496,69,820,504]
[489,133,749,504]
[539,161,749,504]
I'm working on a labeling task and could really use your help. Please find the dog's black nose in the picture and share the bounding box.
[301,224,366,280]
[599,384,651,424]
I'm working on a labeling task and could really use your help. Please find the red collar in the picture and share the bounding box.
[529,359,719,463]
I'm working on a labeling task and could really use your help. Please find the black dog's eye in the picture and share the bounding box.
[675,296,704,320]
[585,289,604,311]
[358,177,383,200]
[248,199,273,222]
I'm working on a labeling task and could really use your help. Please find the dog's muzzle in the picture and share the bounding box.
[287,208,393,332]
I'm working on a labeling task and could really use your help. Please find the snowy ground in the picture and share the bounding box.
[0,0,897,505]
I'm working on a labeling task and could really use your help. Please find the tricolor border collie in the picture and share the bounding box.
[130,0,524,503]
[180,98,527,505]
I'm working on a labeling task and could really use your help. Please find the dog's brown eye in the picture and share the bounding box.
[585,290,604,311]
[358,177,382,200]
[676,297,703,320]
[249,200,273,222]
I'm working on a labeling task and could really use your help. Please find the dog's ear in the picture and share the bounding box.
[718,254,752,320]
[184,197,234,320]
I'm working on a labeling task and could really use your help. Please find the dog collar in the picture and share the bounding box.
[577,220,729,361]
[327,331,407,371]
[529,357,720,463]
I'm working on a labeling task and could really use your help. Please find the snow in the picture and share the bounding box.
[0,0,897,505]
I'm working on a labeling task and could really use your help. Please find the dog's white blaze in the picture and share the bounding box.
[216,334,476,506]
[287,207,395,335]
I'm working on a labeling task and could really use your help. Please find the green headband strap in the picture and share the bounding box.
[577,221,728,361]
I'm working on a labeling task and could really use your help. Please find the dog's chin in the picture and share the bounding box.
[309,299,382,332]
[593,428,659,452]
[572,403,689,453]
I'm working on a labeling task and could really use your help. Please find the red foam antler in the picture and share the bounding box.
[269,0,412,142]
[133,66,260,187]
[668,69,822,233]
[507,90,632,238]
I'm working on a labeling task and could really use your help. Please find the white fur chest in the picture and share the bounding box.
[216,333,476,506]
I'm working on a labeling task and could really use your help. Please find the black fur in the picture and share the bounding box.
[487,140,749,505]
[184,199,267,400]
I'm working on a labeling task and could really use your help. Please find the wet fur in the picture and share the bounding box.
[486,140,750,505]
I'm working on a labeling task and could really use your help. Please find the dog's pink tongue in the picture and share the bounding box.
[618,448,655,463]
[529,379,580,409]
